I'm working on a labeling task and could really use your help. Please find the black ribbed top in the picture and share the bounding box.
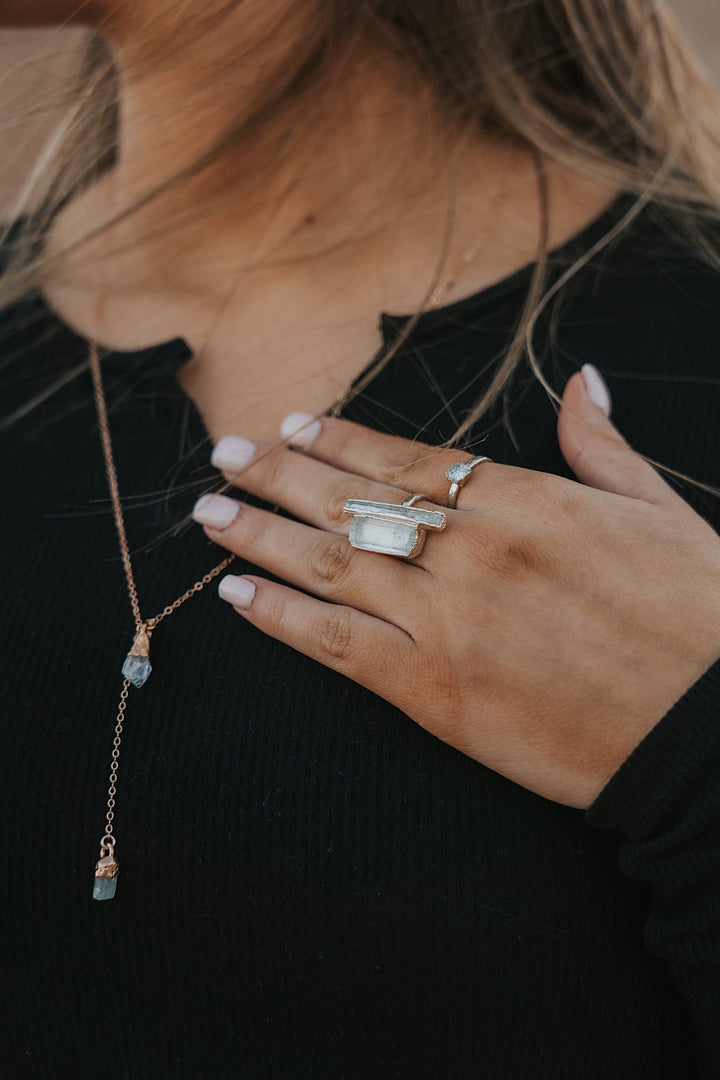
[1,194,719,1078]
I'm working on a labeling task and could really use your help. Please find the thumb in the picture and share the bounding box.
[557,364,683,509]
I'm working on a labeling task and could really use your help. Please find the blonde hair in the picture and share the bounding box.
[3,0,720,461]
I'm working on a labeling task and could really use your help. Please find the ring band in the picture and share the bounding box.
[343,494,446,559]
[445,456,492,509]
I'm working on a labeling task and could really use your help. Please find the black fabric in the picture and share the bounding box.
[1,193,719,1078]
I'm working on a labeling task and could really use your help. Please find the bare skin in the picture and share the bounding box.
[34,0,620,441]
[7,2,720,805]
[195,388,720,808]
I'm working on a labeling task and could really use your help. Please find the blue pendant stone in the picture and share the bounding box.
[93,854,119,901]
[93,874,118,901]
[122,654,152,688]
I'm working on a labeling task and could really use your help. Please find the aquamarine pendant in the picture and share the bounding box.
[93,854,119,901]
[121,627,152,688]
[122,653,152,688]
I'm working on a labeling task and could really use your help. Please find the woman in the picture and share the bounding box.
[1,1,719,1076]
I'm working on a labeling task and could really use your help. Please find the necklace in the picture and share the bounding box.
[88,339,235,901]
[86,179,506,899]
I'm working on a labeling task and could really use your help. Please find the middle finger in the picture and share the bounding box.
[211,438,419,535]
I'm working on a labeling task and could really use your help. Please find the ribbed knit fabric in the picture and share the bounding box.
[1,193,719,1078]
[586,658,720,1075]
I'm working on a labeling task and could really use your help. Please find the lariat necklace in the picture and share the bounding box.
[86,179,507,900]
[88,339,235,901]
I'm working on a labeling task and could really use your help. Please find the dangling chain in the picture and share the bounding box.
[88,340,234,899]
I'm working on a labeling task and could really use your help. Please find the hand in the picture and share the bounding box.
[193,368,720,808]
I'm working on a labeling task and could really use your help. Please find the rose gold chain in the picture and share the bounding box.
[89,341,144,634]
[89,340,234,890]
[99,678,130,860]
[145,556,235,631]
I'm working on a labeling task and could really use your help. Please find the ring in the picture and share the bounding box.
[343,494,447,559]
[445,456,492,509]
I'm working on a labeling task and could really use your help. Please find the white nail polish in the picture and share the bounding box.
[279,411,322,449]
[218,575,256,609]
[211,435,256,471]
[581,363,612,417]
[192,493,241,530]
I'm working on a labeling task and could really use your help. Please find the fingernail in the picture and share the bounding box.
[192,493,241,530]
[581,364,612,417]
[279,411,322,449]
[211,435,256,471]
[218,575,256,609]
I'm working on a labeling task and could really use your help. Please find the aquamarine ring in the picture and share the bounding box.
[445,456,492,509]
[343,494,447,559]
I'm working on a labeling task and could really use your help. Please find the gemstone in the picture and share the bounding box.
[349,515,419,557]
[93,855,119,901]
[122,654,152,688]
[93,874,118,901]
[446,462,472,483]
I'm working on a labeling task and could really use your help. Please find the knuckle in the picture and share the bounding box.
[328,419,359,458]
[500,532,543,576]
[259,449,287,491]
[309,537,355,590]
[618,474,655,504]
[506,471,578,530]
[508,468,558,505]
[266,592,290,631]
[317,608,355,663]
[538,473,577,516]
[385,447,440,489]
[325,478,355,528]
[242,510,271,550]
[475,520,541,577]
[384,459,416,488]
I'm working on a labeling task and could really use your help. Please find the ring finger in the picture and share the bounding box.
[192,494,425,627]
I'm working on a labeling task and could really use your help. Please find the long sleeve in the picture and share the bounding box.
[586,658,720,1077]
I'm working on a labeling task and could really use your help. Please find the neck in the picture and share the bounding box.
[42,7,619,442]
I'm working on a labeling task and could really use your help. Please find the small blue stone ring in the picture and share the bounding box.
[445,456,493,509]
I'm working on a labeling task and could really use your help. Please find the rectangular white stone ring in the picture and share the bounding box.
[343,497,447,558]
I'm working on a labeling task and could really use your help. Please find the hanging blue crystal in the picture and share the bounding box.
[93,874,118,901]
[122,653,152,688]
[93,855,119,901]
[122,627,152,687]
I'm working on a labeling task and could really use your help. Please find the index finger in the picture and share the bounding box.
[279,412,490,504]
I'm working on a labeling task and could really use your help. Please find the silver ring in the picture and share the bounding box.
[445,456,492,509]
[343,493,446,559]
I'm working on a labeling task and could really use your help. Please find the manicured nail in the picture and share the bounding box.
[218,575,256,609]
[581,364,612,417]
[279,411,322,449]
[192,493,241,530]
[211,435,256,471]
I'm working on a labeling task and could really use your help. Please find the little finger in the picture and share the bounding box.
[218,573,416,692]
